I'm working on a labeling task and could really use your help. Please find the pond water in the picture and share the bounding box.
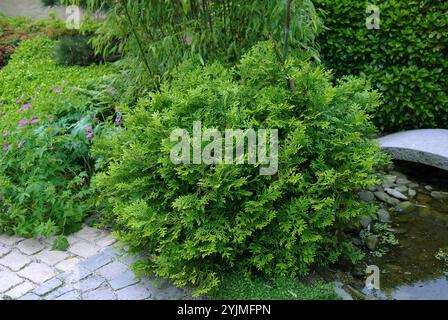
[366,161,448,300]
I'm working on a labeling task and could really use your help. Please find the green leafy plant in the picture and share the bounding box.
[0,14,68,69]
[435,248,448,265]
[208,273,340,300]
[54,35,101,66]
[0,37,117,237]
[315,0,448,131]
[92,41,387,295]
[52,235,70,251]
[66,0,323,103]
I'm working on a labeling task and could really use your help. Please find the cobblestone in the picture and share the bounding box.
[0,225,192,300]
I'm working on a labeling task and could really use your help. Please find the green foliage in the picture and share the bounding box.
[360,223,398,258]
[435,248,448,265]
[208,273,340,300]
[52,235,70,251]
[92,42,387,295]
[41,0,60,6]
[315,0,448,131]
[0,14,68,68]
[67,0,323,102]
[54,35,100,66]
[0,37,117,237]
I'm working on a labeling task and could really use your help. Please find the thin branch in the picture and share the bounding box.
[120,0,152,77]
[282,0,292,63]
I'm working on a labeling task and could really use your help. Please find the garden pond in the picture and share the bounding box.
[365,162,448,299]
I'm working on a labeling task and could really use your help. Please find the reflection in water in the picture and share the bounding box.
[367,161,448,300]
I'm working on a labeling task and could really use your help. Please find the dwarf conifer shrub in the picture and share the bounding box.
[92,42,387,295]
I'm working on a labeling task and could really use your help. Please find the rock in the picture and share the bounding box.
[395,201,415,214]
[374,191,401,206]
[417,206,431,218]
[396,178,411,186]
[408,189,416,198]
[394,185,408,193]
[374,191,389,203]
[365,235,379,251]
[416,193,432,203]
[408,182,419,189]
[389,171,408,180]
[425,185,433,191]
[383,175,397,184]
[368,186,377,192]
[359,191,375,202]
[332,282,354,300]
[378,209,391,223]
[430,191,448,200]
[359,215,372,229]
[385,187,408,200]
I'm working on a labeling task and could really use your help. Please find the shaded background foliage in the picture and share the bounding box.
[315,0,448,132]
[66,0,323,102]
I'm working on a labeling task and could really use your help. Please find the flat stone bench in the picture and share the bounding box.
[378,129,448,171]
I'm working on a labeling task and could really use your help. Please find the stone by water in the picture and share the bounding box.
[366,161,448,300]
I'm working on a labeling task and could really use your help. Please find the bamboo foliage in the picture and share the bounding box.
[66,0,323,96]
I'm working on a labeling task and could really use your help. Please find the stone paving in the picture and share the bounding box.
[0,226,192,300]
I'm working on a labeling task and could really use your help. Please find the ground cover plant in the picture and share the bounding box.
[0,37,118,238]
[208,273,340,300]
[315,0,448,131]
[92,41,388,295]
[0,13,68,68]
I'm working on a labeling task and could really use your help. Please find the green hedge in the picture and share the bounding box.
[315,0,448,132]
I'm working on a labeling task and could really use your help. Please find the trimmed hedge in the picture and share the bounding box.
[315,0,448,132]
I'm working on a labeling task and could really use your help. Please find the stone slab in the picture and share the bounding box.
[0,250,32,271]
[18,262,56,284]
[379,129,448,171]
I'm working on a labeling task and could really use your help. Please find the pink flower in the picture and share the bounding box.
[115,117,121,123]
[55,87,62,93]
[63,80,67,84]
[23,104,30,110]
[92,116,98,121]
[16,100,22,104]
[86,126,93,132]
[31,118,39,124]
[0,102,3,106]
[17,141,24,148]
[2,131,8,137]
[3,143,9,151]
[19,119,28,127]
[86,132,93,139]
